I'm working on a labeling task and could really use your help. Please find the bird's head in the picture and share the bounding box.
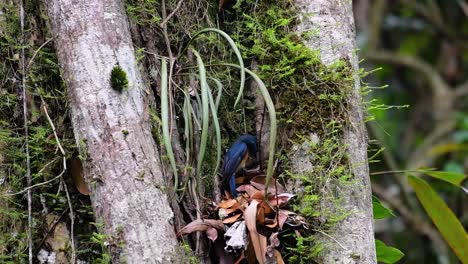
[238,134,258,158]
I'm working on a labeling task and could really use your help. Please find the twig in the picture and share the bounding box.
[26,38,54,71]
[407,119,455,169]
[41,99,75,263]
[458,0,468,17]
[190,178,203,256]
[313,229,347,250]
[37,157,60,175]
[19,2,33,263]
[400,0,466,48]
[370,170,412,176]
[61,179,75,263]
[159,0,184,28]
[455,79,468,98]
[367,0,386,49]
[1,174,63,197]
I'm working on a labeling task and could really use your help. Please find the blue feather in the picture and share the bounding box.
[222,134,258,197]
[229,174,237,197]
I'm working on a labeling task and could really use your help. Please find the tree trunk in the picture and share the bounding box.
[45,0,179,262]
[295,1,377,263]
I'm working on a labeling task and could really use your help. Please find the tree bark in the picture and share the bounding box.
[45,0,179,262]
[295,1,376,263]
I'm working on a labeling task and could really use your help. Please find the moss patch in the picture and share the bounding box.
[110,65,129,92]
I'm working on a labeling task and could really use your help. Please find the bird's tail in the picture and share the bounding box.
[229,174,237,197]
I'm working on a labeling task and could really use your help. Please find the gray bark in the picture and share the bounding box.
[45,0,179,262]
[294,0,377,263]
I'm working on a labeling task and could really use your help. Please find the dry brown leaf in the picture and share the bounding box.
[224,206,241,215]
[236,184,259,197]
[237,195,250,211]
[244,200,267,264]
[278,210,290,230]
[257,205,265,225]
[223,213,242,224]
[268,193,295,207]
[235,176,246,184]
[260,201,274,215]
[206,227,218,241]
[274,249,285,264]
[250,176,285,194]
[265,215,278,229]
[218,199,237,209]
[250,190,265,201]
[266,232,280,257]
[178,219,224,236]
[257,201,274,225]
[70,158,89,195]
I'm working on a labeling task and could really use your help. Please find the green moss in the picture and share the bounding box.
[110,65,129,92]
[78,138,89,161]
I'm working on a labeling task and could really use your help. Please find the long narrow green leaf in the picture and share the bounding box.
[178,91,192,200]
[408,175,468,263]
[186,75,202,130]
[417,169,467,187]
[208,77,223,111]
[190,103,202,131]
[183,91,191,170]
[221,63,277,192]
[191,28,246,107]
[160,58,178,190]
[192,50,210,185]
[207,87,222,178]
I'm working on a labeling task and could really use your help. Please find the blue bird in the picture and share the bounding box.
[221,134,258,197]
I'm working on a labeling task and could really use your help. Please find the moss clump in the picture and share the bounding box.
[110,65,129,92]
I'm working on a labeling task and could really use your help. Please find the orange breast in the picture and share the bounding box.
[238,152,249,171]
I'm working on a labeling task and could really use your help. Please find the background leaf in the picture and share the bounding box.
[408,175,468,263]
[372,196,395,219]
[375,239,404,263]
[417,169,466,186]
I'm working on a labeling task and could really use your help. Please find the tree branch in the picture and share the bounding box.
[159,0,183,28]
[455,79,468,98]
[364,50,451,97]
[367,0,386,49]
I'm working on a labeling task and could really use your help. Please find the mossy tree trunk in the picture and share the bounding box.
[294,1,377,263]
[45,0,179,262]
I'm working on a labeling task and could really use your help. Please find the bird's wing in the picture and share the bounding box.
[222,142,247,178]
